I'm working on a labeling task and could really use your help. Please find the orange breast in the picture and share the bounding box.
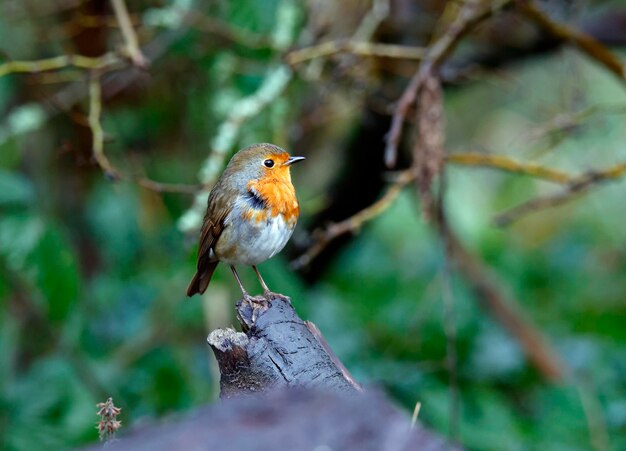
[247,178,299,224]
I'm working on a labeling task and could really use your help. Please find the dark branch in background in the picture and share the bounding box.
[517,0,626,83]
[384,0,513,168]
[431,198,565,381]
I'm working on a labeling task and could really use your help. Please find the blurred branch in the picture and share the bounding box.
[518,0,626,83]
[292,169,415,269]
[110,0,149,68]
[447,152,571,183]
[431,198,566,382]
[385,0,513,168]
[286,41,425,66]
[0,53,121,78]
[135,178,202,194]
[439,189,460,440]
[87,71,201,193]
[88,72,119,181]
[493,161,626,226]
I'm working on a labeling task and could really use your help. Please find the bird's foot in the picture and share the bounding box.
[239,293,270,326]
[262,290,291,304]
[243,293,267,304]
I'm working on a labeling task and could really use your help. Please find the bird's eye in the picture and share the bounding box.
[263,159,275,168]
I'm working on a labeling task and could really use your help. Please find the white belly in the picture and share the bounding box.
[216,211,295,266]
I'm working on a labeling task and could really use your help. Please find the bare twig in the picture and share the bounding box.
[88,72,119,181]
[493,162,626,226]
[87,71,200,193]
[385,0,513,168]
[286,41,425,65]
[446,152,572,183]
[110,0,149,68]
[0,53,121,78]
[518,0,626,83]
[292,169,415,269]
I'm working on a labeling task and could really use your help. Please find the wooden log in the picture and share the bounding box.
[80,293,461,450]
[207,293,361,397]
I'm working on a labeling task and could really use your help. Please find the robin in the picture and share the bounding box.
[187,143,305,298]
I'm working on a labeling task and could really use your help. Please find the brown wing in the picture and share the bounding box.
[186,198,230,297]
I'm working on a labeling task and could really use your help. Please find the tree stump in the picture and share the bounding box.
[81,293,461,450]
[207,293,360,397]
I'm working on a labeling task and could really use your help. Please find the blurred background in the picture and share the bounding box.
[1,0,626,449]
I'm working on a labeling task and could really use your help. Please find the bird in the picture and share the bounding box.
[187,143,305,298]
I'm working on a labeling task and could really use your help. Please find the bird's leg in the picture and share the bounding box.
[230,266,252,299]
[252,265,272,296]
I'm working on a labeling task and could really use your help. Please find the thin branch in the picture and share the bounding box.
[353,0,390,41]
[431,197,566,382]
[292,169,415,269]
[518,0,626,83]
[438,179,460,441]
[110,0,149,68]
[384,0,513,168]
[446,152,572,183]
[87,72,199,193]
[286,41,425,66]
[0,53,121,78]
[88,72,119,181]
[493,161,626,226]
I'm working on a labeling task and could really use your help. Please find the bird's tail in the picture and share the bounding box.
[186,261,219,297]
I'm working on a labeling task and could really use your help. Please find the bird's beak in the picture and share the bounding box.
[282,156,306,166]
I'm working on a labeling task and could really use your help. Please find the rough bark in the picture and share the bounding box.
[207,293,361,398]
